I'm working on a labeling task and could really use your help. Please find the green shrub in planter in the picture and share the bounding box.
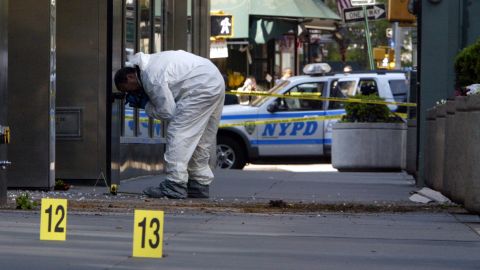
[341,94,403,123]
[455,38,480,88]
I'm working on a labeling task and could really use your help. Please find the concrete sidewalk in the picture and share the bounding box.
[6,167,446,213]
[117,169,416,204]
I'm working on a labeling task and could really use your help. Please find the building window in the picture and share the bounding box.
[152,0,164,138]
[153,0,163,53]
[123,0,137,137]
[138,0,152,138]
[122,0,165,139]
[139,0,151,54]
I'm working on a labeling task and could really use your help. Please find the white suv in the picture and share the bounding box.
[216,64,409,169]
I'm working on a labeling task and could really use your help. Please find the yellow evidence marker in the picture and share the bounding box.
[40,198,68,241]
[132,210,164,258]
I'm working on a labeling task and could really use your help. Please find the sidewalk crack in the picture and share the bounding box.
[253,180,284,198]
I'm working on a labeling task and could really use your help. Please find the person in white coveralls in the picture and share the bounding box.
[114,50,225,199]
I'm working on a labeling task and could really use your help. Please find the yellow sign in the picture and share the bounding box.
[40,198,68,241]
[132,210,164,258]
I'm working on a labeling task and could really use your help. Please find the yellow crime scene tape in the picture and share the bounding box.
[226,90,417,107]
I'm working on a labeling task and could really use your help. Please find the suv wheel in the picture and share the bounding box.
[216,136,246,169]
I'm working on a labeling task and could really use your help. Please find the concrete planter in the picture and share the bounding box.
[332,122,406,171]
[406,119,417,176]
[450,96,468,204]
[424,108,437,188]
[464,95,480,213]
[442,100,456,198]
[431,104,446,192]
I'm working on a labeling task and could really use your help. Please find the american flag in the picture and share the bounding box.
[336,0,353,17]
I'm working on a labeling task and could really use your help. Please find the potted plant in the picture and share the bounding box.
[331,94,407,171]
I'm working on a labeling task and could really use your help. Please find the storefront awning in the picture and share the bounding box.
[211,0,341,39]
[250,0,341,20]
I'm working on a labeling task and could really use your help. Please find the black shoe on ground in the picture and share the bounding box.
[187,180,210,198]
[143,180,187,199]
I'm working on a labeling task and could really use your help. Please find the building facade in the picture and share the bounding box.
[6,0,210,189]
[417,0,480,185]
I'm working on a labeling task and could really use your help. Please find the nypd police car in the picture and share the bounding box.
[216,63,409,169]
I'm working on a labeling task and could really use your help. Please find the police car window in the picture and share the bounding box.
[389,79,408,102]
[278,82,324,111]
[251,80,289,107]
[358,79,378,95]
[337,80,357,96]
[389,79,408,113]
[329,79,345,110]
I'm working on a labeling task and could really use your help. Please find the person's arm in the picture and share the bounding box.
[145,81,176,120]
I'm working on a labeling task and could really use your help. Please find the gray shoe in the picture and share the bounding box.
[187,180,209,198]
[143,180,187,199]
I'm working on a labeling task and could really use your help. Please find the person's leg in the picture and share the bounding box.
[187,93,224,198]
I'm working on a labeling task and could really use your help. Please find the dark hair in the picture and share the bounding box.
[114,66,137,90]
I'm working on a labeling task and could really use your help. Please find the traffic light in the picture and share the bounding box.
[373,46,395,70]
[388,0,416,23]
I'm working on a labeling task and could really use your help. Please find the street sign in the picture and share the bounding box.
[210,39,229,59]
[211,14,234,38]
[350,0,376,6]
[343,4,386,23]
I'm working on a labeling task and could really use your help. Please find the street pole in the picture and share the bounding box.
[363,6,374,70]
[0,0,7,205]
[393,22,402,69]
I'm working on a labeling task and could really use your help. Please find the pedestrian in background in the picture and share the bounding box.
[237,76,258,104]
[275,68,292,85]
[114,50,225,199]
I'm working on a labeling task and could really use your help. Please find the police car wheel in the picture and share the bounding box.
[216,136,246,169]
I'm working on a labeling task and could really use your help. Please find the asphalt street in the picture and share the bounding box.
[1,168,480,269]
[1,211,480,270]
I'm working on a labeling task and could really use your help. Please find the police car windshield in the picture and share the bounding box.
[251,80,290,107]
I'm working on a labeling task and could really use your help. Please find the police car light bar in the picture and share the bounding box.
[303,63,332,75]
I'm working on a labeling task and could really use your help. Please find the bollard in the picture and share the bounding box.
[406,119,417,176]
[442,100,456,199]
[431,104,446,192]
[450,96,468,204]
[464,95,480,213]
[424,108,436,188]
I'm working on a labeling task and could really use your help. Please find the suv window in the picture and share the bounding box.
[329,78,379,110]
[329,79,345,110]
[389,79,409,113]
[358,79,378,95]
[275,82,324,111]
[389,79,408,102]
[337,80,356,96]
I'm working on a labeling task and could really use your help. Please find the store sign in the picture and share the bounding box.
[210,39,228,59]
[350,0,376,6]
[211,14,234,38]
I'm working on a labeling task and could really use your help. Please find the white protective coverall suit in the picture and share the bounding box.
[129,51,225,196]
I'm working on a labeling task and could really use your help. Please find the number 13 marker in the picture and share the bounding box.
[132,210,164,258]
[40,198,68,241]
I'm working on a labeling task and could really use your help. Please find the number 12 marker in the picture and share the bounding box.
[40,198,68,241]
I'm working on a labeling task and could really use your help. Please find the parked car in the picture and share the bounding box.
[216,64,409,169]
